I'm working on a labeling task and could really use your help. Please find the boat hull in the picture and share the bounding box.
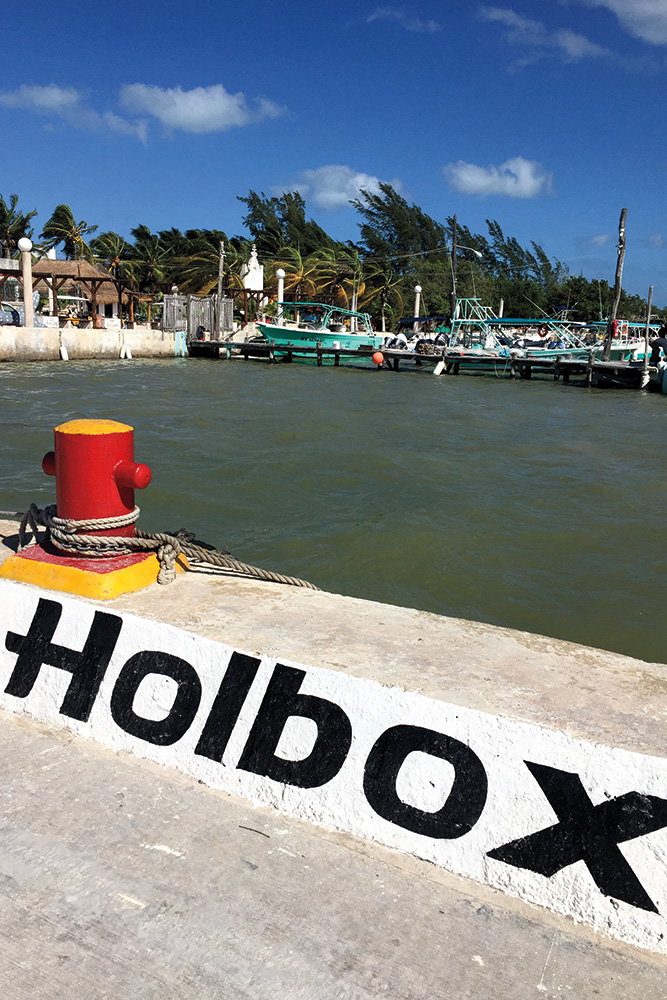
[256,322,383,352]
[510,347,592,361]
[594,343,645,362]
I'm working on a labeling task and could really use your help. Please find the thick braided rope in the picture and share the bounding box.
[138,530,320,589]
[18,503,319,590]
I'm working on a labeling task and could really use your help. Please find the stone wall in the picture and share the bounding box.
[0,326,185,361]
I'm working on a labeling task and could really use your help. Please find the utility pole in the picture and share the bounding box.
[216,240,225,339]
[449,214,458,319]
[603,208,627,361]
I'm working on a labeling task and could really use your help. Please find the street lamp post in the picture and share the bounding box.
[276,268,285,326]
[413,285,422,332]
[18,237,34,329]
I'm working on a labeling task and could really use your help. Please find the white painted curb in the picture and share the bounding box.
[1,579,665,954]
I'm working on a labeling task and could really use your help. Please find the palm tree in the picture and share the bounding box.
[171,231,244,295]
[266,246,319,301]
[359,261,404,331]
[312,247,367,310]
[40,204,98,260]
[90,231,138,285]
[128,225,172,294]
[0,194,37,256]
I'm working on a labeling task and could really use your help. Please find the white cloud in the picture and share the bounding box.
[120,83,285,134]
[276,164,395,211]
[572,0,667,46]
[479,6,610,62]
[0,84,147,141]
[554,27,608,59]
[590,234,612,246]
[0,84,80,112]
[646,233,665,248]
[367,7,441,33]
[443,157,553,198]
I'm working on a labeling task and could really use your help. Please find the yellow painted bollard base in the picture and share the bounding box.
[0,546,186,600]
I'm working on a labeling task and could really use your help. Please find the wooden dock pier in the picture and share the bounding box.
[188,340,650,390]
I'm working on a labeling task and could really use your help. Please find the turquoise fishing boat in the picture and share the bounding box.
[448,298,591,360]
[256,302,384,353]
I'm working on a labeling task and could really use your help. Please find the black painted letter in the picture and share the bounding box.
[237,664,352,787]
[363,725,488,838]
[195,651,261,762]
[5,598,122,721]
[487,761,667,912]
[110,650,202,746]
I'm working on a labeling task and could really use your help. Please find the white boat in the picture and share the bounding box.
[585,320,661,362]
[447,299,591,360]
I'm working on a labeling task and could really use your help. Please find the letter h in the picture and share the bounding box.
[4,598,122,722]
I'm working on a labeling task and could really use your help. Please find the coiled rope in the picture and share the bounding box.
[17,503,319,590]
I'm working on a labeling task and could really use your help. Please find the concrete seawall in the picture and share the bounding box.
[1,519,667,960]
[0,326,186,360]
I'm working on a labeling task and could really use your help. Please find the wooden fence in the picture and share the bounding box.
[162,294,234,339]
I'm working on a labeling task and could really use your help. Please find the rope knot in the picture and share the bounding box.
[16,503,319,590]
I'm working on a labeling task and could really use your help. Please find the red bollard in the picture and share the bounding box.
[41,419,152,538]
[1,418,168,600]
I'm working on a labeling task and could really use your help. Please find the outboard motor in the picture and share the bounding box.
[649,335,667,367]
[384,331,409,350]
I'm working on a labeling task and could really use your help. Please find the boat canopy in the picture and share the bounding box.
[277,301,371,321]
[449,298,589,353]
[398,315,450,324]
[486,318,569,326]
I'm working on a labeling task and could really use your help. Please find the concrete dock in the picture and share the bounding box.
[1,518,667,996]
[3,709,667,1000]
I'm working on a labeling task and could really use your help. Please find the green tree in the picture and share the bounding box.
[352,184,449,271]
[0,194,37,255]
[40,204,98,260]
[128,225,172,293]
[173,230,245,294]
[90,231,138,285]
[358,260,404,331]
[239,190,339,257]
[309,247,368,308]
[266,246,320,300]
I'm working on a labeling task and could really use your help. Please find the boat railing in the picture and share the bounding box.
[449,299,501,350]
[449,300,591,351]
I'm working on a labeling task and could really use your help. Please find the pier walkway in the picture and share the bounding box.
[191,340,649,388]
[2,516,667,996]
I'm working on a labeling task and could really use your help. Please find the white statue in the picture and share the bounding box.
[241,244,264,291]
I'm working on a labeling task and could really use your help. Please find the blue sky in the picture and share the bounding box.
[4,0,667,303]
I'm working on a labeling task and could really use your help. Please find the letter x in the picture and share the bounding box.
[487,761,667,913]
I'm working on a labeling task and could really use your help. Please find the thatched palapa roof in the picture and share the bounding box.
[30,259,131,305]
[0,258,133,305]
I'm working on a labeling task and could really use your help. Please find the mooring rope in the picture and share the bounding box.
[17,503,320,590]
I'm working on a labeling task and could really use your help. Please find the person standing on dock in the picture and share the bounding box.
[649,326,667,366]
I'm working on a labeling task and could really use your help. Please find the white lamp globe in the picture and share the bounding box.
[276,268,286,279]
[18,237,33,253]
[414,284,422,294]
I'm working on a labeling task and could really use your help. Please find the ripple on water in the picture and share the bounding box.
[1,358,665,663]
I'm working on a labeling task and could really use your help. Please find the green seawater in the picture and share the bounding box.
[1,358,666,664]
